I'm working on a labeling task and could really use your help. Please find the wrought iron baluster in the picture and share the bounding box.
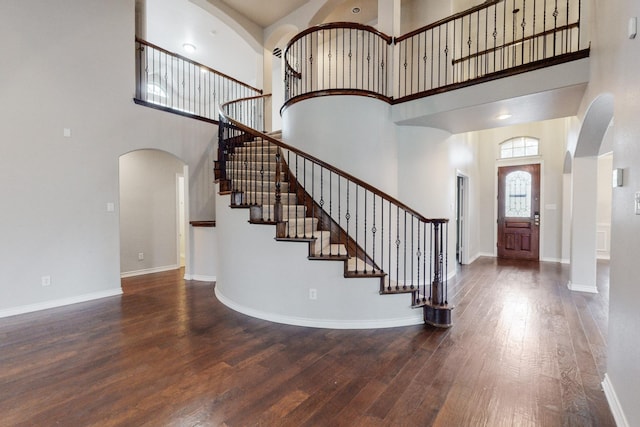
[311,162,314,239]
[372,195,376,273]
[403,211,407,289]
[355,185,359,272]
[423,222,427,302]
[395,206,400,290]
[364,189,368,273]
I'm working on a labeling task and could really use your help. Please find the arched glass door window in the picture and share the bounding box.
[500,137,539,159]
[505,171,532,217]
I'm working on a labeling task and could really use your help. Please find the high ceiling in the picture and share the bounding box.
[213,0,377,28]
[215,0,310,27]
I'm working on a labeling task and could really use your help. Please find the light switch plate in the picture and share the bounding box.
[635,192,640,215]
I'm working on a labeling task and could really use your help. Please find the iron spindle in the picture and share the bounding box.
[396,206,400,290]
[403,211,407,289]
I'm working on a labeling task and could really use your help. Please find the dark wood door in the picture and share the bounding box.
[497,164,540,260]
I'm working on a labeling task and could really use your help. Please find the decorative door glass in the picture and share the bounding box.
[505,171,532,217]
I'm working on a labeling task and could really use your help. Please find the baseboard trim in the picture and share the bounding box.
[540,257,564,264]
[120,264,179,278]
[185,274,217,282]
[567,281,599,294]
[215,287,423,330]
[602,373,630,427]
[0,288,123,319]
[468,252,495,264]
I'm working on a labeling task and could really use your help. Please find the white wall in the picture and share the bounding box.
[119,149,185,275]
[400,0,452,34]
[471,118,569,262]
[283,96,399,197]
[596,154,612,259]
[214,192,422,328]
[146,0,261,87]
[0,0,217,314]
[583,1,640,424]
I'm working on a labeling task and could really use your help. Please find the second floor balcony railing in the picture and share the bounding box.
[134,38,262,123]
[284,0,586,106]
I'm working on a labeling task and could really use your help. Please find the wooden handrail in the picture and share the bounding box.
[395,0,504,43]
[136,37,263,94]
[285,22,393,51]
[451,22,581,65]
[220,94,447,225]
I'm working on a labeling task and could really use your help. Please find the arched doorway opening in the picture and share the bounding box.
[119,149,189,279]
[568,93,614,293]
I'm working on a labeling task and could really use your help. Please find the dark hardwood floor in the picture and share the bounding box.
[0,258,615,426]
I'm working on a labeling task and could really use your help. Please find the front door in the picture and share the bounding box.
[497,164,540,260]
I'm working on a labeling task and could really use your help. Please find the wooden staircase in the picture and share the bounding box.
[217,134,451,323]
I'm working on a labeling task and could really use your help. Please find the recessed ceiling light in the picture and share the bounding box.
[183,43,196,53]
[497,113,512,120]
[352,7,361,14]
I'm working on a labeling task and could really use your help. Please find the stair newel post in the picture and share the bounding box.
[274,151,285,238]
[217,117,232,193]
[431,221,443,306]
[423,219,453,328]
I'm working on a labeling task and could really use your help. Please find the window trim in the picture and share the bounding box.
[499,136,540,160]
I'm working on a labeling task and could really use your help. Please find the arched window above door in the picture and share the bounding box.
[500,137,539,159]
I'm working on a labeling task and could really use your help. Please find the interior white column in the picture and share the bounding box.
[569,156,598,293]
[135,0,146,39]
[378,0,401,99]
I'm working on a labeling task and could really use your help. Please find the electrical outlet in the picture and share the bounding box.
[41,276,51,287]
[138,252,144,261]
[309,288,317,300]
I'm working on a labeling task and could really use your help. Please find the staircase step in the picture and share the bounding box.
[242,192,296,205]
[231,180,289,193]
[345,257,383,276]
[226,160,280,170]
[285,218,319,236]
[260,204,306,221]
[227,170,285,180]
[228,152,280,162]
[234,144,279,154]
[310,243,348,259]
[380,281,420,295]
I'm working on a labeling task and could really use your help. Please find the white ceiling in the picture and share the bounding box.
[212,0,378,28]
[213,0,311,27]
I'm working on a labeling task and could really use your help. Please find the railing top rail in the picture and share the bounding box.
[220,94,448,225]
[136,37,263,94]
[395,0,504,43]
[285,22,393,52]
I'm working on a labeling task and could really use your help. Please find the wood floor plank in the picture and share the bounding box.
[0,260,616,426]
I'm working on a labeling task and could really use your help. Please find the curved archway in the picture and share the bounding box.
[190,0,263,54]
[568,93,615,294]
[574,93,614,158]
[119,149,189,278]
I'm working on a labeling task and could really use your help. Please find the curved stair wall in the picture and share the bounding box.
[214,95,452,329]
[282,95,398,197]
[214,190,423,329]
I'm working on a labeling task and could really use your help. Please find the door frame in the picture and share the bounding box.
[456,170,470,264]
[493,157,544,258]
